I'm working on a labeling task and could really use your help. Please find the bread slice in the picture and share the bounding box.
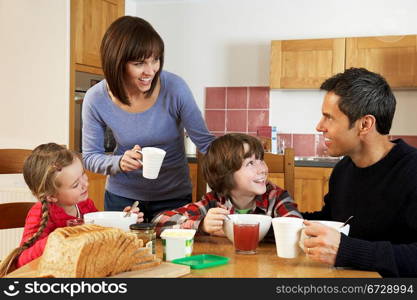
[110,234,141,275]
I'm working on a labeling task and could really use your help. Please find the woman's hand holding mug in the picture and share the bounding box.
[119,145,143,172]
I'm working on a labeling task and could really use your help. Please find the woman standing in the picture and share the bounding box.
[82,16,214,221]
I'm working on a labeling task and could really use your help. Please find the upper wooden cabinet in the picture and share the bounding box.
[270,35,417,89]
[270,38,345,89]
[346,35,417,88]
[72,0,125,75]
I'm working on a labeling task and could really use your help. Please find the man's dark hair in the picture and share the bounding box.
[320,68,396,135]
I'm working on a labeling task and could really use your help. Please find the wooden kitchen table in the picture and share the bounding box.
[162,235,381,278]
[7,235,381,278]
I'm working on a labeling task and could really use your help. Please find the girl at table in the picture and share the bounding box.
[152,133,302,236]
[0,143,142,277]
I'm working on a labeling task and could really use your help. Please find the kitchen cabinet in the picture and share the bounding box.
[270,35,417,89]
[69,0,124,149]
[346,35,417,88]
[86,170,106,211]
[270,38,345,89]
[269,167,332,213]
[188,163,197,202]
[72,0,125,75]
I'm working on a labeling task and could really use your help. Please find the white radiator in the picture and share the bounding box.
[0,174,37,260]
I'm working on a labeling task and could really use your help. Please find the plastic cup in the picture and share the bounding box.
[160,229,196,261]
[272,217,304,258]
[137,147,166,179]
[233,221,259,254]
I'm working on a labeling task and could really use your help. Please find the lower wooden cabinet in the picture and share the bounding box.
[188,163,197,202]
[268,167,332,213]
[86,164,332,212]
[86,170,106,211]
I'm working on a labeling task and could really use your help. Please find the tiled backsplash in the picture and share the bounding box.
[205,87,269,136]
[205,86,417,156]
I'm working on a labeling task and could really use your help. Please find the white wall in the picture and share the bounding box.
[0,0,70,148]
[128,0,417,135]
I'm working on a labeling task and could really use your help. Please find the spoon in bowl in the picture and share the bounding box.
[124,201,139,218]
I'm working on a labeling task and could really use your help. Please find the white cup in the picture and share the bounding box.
[272,217,304,258]
[137,147,166,179]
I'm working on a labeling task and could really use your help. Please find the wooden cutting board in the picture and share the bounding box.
[6,258,190,278]
[110,262,190,278]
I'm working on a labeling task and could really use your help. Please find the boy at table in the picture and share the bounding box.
[301,68,417,277]
[152,133,301,236]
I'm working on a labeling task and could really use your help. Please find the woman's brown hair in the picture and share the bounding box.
[202,133,264,197]
[0,143,79,277]
[100,16,165,105]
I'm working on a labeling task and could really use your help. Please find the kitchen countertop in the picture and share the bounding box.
[186,154,340,168]
[294,156,341,168]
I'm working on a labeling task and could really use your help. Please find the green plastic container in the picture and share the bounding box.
[171,254,229,269]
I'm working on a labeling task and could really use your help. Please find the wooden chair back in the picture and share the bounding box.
[263,148,295,197]
[0,202,34,230]
[196,147,296,202]
[0,149,34,229]
[0,149,32,174]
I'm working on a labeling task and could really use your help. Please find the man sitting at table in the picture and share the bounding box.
[152,133,301,236]
[301,67,417,277]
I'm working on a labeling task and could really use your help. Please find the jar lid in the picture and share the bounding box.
[129,223,155,230]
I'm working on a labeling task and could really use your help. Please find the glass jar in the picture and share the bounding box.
[129,223,156,254]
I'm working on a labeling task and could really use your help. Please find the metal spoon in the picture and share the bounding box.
[124,201,139,217]
[340,215,354,228]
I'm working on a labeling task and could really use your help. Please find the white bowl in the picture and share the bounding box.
[223,214,272,243]
[83,211,137,232]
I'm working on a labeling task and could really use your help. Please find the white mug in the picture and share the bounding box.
[136,147,166,179]
[272,217,304,258]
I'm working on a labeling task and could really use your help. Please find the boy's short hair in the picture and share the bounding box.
[202,133,264,197]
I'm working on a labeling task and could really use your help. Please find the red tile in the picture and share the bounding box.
[227,87,247,109]
[205,110,225,132]
[292,134,315,156]
[396,135,417,148]
[226,110,247,132]
[249,87,269,109]
[248,110,269,132]
[278,133,293,149]
[205,87,226,109]
[257,126,272,138]
[315,134,328,156]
